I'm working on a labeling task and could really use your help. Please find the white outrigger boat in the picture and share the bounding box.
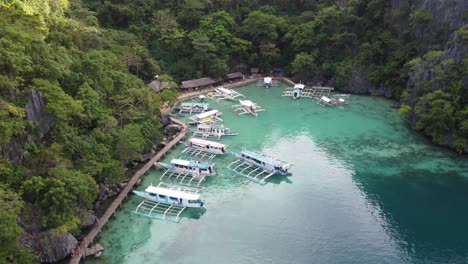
[264,77,272,88]
[227,150,293,184]
[256,77,280,88]
[191,123,238,139]
[318,96,333,106]
[183,138,228,155]
[207,87,245,102]
[331,94,350,106]
[177,102,209,114]
[188,109,223,125]
[231,100,266,117]
[292,84,305,99]
[158,158,216,178]
[133,183,204,222]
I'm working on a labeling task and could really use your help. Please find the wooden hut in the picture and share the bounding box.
[149,80,170,92]
[226,72,244,82]
[250,68,259,76]
[180,77,215,91]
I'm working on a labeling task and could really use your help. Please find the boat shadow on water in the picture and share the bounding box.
[180,207,207,221]
[263,175,293,185]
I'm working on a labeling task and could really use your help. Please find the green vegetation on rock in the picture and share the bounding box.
[0,0,466,262]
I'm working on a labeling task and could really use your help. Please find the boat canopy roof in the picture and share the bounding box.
[197,124,213,129]
[189,138,226,148]
[264,77,272,83]
[241,150,290,168]
[180,102,208,107]
[171,158,211,169]
[239,100,255,107]
[217,87,232,94]
[294,84,305,89]
[321,96,332,103]
[194,109,220,119]
[145,186,200,200]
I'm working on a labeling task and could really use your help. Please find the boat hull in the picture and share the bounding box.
[239,157,291,176]
[133,190,204,208]
[186,144,226,155]
[158,162,216,177]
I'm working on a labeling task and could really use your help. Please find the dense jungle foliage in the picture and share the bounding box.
[0,0,465,262]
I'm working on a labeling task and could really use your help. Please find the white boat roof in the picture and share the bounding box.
[264,77,272,83]
[195,109,220,119]
[217,87,232,94]
[321,96,332,103]
[241,150,292,168]
[171,158,191,166]
[145,186,200,200]
[198,95,206,99]
[239,100,255,107]
[197,124,212,129]
[294,84,305,89]
[339,98,345,102]
[189,138,226,148]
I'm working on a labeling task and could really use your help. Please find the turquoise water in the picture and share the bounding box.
[88,83,468,264]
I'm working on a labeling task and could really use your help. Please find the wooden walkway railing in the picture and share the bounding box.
[69,118,187,264]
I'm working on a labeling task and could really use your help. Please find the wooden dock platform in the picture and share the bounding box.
[69,117,187,264]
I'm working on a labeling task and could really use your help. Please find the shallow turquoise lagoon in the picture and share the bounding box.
[88,83,468,264]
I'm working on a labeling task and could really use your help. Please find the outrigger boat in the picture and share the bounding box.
[184,138,228,155]
[283,85,335,102]
[207,87,245,102]
[158,158,216,178]
[188,109,223,125]
[331,94,350,106]
[177,102,209,114]
[319,96,333,106]
[256,77,279,88]
[292,84,305,99]
[191,123,238,139]
[134,184,204,208]
[227,150,293,184]
[133,183,204,222]
[332,97,349,106]
[231,100,266,117]
[264,77,272,88]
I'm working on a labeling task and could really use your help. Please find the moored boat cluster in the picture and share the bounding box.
[132,84,293,222]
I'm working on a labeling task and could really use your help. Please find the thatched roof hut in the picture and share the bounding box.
[180,77,215,90]
[226,72,243,80]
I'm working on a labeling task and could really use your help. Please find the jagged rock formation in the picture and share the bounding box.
[25,231,78,263]
[163,124,182,136]
[25,90,53,138]
[3,90,53,164]
[80,210,98,229]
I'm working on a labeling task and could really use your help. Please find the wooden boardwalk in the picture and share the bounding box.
[69,77,260,263]
[69,118,187,264]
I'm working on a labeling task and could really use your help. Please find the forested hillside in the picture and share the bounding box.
[0,0,466,262]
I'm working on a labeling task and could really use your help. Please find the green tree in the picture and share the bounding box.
[115,123,146,164]
[23,166,98,230]
[290,52,318,81]
[414,90,455,144]
[0,184,35,264]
